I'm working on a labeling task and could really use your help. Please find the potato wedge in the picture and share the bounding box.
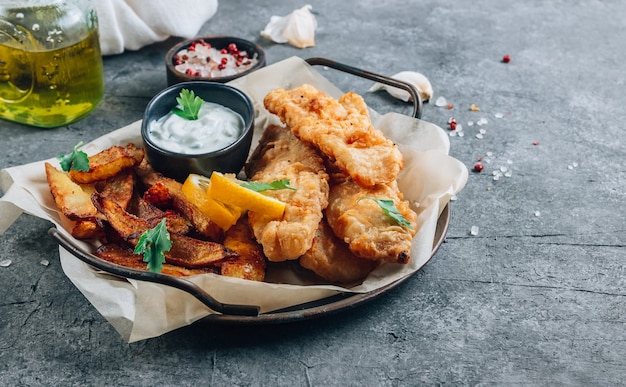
[222,216,266,281]
[69,143,144,184]
[94,243,217,277]
[45,162,98,220]
[71,219,102,240]
[167,233,238,268]
[99,169,135,209]
[128,195,192,236]
[93,195,151,243]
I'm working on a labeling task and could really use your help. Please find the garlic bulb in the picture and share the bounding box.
[368,71,433,102]
[260,5,317,49]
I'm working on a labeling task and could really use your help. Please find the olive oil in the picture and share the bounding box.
[0,1,104,128]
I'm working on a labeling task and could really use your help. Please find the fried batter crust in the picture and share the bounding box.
[325,175,417,264]
[245,124,329,261]
[264,84,403,187]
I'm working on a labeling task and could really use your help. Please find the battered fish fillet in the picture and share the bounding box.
[263,84,404,187]
[245,125,329,261]
[300,220,379,283]
[325,175,418,264]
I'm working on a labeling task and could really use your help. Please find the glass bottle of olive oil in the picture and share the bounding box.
[0,0,104,128]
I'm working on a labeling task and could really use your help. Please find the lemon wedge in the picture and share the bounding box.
[208,172,286,219]
[181,174,244,230]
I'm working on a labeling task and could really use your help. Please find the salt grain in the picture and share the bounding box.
[435,96,448,107]
[476,133,484,139]
[479,129,487,134]
[0,259,12,267]
[470,226,479,236]
[467,121,474,127]
[534,211,541,217]
[494,112,504,118]
[40,259,50,266]
[477,118,489,126]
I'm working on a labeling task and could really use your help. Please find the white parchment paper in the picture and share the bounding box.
[0,57,468,342]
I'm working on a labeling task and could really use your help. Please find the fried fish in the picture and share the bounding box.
[245,124,329,261]
[264,84,403,187]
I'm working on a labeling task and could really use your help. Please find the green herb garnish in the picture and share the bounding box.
[56,142,90,172]
[172,89,204,120]
[133,218,172,273]
[241,179,296,192]
[359,197,413,229]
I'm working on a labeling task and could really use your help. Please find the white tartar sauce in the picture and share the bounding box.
[148,102,244,155]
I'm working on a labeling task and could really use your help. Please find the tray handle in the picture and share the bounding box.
[305,57,423,119]
[49,228,260,317]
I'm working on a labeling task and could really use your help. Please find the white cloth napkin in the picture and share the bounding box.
[94,0,218,55]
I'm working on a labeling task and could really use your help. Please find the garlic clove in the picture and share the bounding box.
[261,5,317,49]
[368,71,433,102]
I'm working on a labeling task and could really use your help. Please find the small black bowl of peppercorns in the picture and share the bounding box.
[165,36,266,86]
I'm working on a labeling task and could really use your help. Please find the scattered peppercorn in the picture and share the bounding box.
[533,141,540,146]
[446,104,454,110]
[502,54,511,63]
[473,163,484,172]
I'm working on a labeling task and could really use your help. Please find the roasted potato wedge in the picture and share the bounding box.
[69,143,144,184]
[98,169,135,209]
[93,195,148,243]
[94,243,217,277]
[45,162,98,220]
[128,196,192,235]
[167,233,238,269]
[221,216,266,281]
[71,219,103,240]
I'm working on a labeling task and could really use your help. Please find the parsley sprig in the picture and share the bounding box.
[241,179,296,192]
[359,197,413,229]
[133,219,172,273]
[56,142,90,172]
[172,89,204,120]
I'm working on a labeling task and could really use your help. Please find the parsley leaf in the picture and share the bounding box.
[359,197,413,229]
[240,179,296,192]
[172,89,204,120]
[56,142,90,172]
[133,218,172,273]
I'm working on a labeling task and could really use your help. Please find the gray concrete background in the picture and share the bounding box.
[1,0,625,385]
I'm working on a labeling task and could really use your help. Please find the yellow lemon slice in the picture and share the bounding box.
[181,174,244,230]
[208,172,286,219]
